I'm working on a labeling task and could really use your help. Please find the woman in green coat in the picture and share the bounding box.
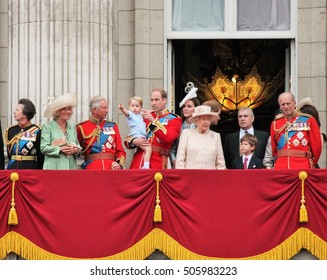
[41,92,81,170]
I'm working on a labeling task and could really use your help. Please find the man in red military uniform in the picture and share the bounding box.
[270,92,322,169]
[125,88,182,169]
[76,96,126,169]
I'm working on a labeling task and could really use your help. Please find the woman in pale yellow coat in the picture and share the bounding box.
[176,105,226,169]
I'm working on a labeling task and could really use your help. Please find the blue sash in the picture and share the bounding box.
[10,126,40,156]
[91,122,116,153]
[277,115,310,150]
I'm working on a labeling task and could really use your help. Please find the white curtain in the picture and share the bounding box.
[172,0,224,31]
[237,0,290,31]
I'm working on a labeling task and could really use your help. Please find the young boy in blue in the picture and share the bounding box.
[119,96,152,169]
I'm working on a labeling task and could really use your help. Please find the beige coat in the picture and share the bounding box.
[176,128,226,169]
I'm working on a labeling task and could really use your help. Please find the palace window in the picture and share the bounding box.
[165,0,296,134]
[167,0,294,37]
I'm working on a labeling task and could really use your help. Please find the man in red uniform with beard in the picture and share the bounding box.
[76,96,126,170]
[125,88,182,169]
[270,92,322,169]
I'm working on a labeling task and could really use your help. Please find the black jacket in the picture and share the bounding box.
[223,129,269,169]
[231,155,264,169]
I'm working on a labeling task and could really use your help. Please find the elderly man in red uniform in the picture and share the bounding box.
[270,92,322,169]
[76,96,126,169]
[125,88,182,169]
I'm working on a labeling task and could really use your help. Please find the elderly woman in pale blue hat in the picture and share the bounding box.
[41,92,81,169]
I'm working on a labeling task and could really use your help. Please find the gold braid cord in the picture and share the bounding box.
[299,171,308,223]
[8,172,20,226]
[151,119,167,135]
[153,172,163,223]
[4,130,22,154]
[273,120,288,142]
[4,126,39,154]
[77,125,99,153]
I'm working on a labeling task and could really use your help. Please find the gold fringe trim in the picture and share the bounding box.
[0,232,74,260]
[1,228,327,260]
[155,228,327,260]
[0,231,157,260]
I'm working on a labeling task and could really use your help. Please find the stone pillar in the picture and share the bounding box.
[298,2,327,167]
[8,0,113,125]
[0,1,8,128]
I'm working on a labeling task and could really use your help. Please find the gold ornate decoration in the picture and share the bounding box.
[190,67,283,112]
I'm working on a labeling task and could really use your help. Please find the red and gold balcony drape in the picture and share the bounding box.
[0,169,327,260]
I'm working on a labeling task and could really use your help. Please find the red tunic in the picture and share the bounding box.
[76,119,126,169]
[270,111,322,169]
[125,109,182,169]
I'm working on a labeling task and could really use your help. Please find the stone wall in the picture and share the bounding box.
[298,0,327,167]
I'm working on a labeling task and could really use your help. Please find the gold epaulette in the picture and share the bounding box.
[274,109,302,121]
[4,124,18,134]
[169,112,181,119]
[4,126,21,153]
[299,112,313,119]
[4,124,25,143]
[4,127,11,143]
[274,113,284,120]
[76,120,89,126]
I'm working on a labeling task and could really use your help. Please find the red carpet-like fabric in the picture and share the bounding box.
[0,169,327,260]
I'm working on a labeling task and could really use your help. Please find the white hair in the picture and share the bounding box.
[89,96,107,111]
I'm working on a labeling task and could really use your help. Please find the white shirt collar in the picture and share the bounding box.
[243,154,253,162]
[240,127,254,138]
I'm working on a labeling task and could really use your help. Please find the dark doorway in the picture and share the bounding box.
[173,39,289,139]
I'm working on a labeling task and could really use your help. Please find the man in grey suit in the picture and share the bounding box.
[223,107,269,169]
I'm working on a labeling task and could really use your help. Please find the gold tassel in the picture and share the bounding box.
[298,171,308,223]
[300,206,308,223]
[8,207,18,225]
[8,172,19,226]
[153,172,163,223]
[154,205,162,223]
